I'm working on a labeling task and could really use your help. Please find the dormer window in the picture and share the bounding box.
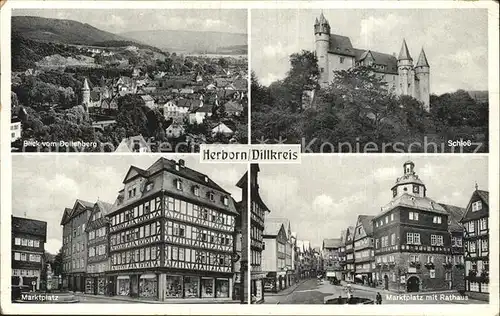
[223,196,229,206]
[145,183,153,192]
[175,164,180,171]
[392,188,397,197]
[193,185,200,197]
[472,201,482,212]
[175,179,182,191]
[204,176,209,183]
[207,192,215,201]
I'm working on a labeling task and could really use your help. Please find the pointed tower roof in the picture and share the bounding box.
[398,39,412,61]
[416,48,430,67]
[83,78,90,90]
[319,12,328,24]
[315,17,319,25]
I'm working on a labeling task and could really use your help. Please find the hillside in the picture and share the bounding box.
[12,16,128,45]
[121,29,247,54]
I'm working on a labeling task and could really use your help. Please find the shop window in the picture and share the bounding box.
[201,278,214,298]
[165,275,183,298]
[184,276,200,298]
[117,277,130,296]
[139,274,158,298]
[216,279,230,298]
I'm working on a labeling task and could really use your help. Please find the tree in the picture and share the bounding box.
[53,248,63,277]
[218,57,228,69]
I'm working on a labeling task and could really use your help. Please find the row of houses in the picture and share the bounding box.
[249,165,322,303]
[321,161,489,301]
[59,158,246,302]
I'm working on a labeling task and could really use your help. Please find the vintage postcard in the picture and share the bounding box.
[0,1,498,316]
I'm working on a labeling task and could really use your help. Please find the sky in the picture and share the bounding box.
[258,155,488,250]
[13,9,247,34]
[252,9,488,95]
[12,155,247,254]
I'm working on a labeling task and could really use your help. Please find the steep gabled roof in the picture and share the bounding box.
[146,157,230,194]
[461,189,489,222]
[60,207,73,225]
[12,216,47,242]
[95,200,115,216]
[328,34,355,56]
[439,203,465,233]
[353,48,398,74]
[264,219,284,237]
[122,165,148,184]
[357,215,375,236]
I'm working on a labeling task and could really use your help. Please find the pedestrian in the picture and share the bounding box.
[376,292,382,305]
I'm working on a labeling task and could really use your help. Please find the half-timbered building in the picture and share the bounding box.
[85,200,114,295]
[461,187,489,301]
[249,164,269,303]
[344,226,355,282]
[107,158,238,301]
[11,216,47,291]
[353,215,375,285]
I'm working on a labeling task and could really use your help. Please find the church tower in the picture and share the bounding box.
[82,78,90,113]
[397,39,414,96]
[415,48,430,112]
[314,13,330,88]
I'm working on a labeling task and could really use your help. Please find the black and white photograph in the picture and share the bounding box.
[11,155,249,304]
[251,10,489,153]
[11,9,248,153]
[251,156,489,304]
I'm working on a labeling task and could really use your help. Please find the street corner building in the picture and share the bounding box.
[314,12,430,110]
[461,188,489,301]
[60,158,246,302]
[11,216,48,292]
[371,161,468,293]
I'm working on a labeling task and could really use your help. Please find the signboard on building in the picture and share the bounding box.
[326,272,335,277]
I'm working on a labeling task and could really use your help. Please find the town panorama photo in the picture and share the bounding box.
[11,9,248,152]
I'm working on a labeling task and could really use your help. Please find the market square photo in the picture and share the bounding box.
[10,155,249,304]
[249,156,489,304]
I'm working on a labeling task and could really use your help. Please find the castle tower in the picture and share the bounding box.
[82,78,90,112]
[397,39,413,96]
[314,13,330,88]
[415,48,430,112]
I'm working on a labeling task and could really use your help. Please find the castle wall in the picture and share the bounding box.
[326,53,355,84]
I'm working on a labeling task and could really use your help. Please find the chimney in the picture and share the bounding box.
[179,159,185,167]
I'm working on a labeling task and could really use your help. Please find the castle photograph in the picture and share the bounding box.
[251,9,489,153]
